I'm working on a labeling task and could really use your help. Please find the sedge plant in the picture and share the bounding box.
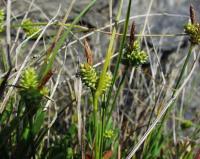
[131,5,200,159]
[0,1,96,158]
[0,1,200,159]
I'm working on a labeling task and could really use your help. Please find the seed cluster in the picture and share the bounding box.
[80,63,112,93]
[80,63,98,90]
[22,19,40,38]
[20,67,38,89]
[98,72,112,94]
[122,40,148,66]
[20,68,48,104]
[184,23,200,45]
[103,130,114,139]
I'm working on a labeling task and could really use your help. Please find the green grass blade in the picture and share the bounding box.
[106,0,132,119]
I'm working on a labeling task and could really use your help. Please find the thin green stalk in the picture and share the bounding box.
[93,95,99,159]
[106,66,128,126]
[164,45,193,120]
[154,44,194,141]
[95,30,116,97]
[106,0,132,109]
[92,1,131,157]
[99,95,106,159]
[92,1,123,158]
[172,45,193,97]
[94,0,123,99]
[13,22,88,30]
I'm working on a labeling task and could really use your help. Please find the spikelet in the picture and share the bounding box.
[184,5,200,45]
[80,63,98,90]
[122,40,148,66]
[103,130,114,139]
[19,68,42,105]
[20,67,38,89]
[98,72,112,94]
[184,23,200,45]
[22,19,40,38]
[39,86,49,96]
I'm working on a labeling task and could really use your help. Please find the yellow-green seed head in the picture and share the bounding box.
[132,40,140,52]
[22,19,40,38]
[122,40,148,66]
[20,67,38,89]
[19,68,44,106]
[40,87,49,96]
[0,9,5,33]
[103,130,114,139]
[99,72,112,94]
[80,63,98,90]
[184,23,200,45]
[180,119,193,130]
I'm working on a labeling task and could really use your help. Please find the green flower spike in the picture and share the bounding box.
[40,87,49,96]
[103,130,114,139]
[22,19,40,38]
[122,40,148,66]
[20,68,42,105]
[80,63,98,90]
[0,9,5,33]
[20,67,38,89]
[184,22,200,45]
[99,72,112,94]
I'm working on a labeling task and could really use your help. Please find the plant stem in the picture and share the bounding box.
[92,1,123,157]
[93,95,99,159]
[95,0,123,99]
[99,96,106,159]
[106,0,132,109]
[164,45,193,121]
[155,44,194,140]
[172,45,193,97]
[106,66,128,126]
[13,22,89,31]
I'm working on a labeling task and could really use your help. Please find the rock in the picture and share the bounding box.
[121,0,191,51]
[10,0,113,27]
[8,0,196,52]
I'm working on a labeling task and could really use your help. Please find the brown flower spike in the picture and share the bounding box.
[190,5,196,24]
[84,39,93,65]
[184,5,200,45]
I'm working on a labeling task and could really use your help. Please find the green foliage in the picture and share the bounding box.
[32,108,45,134]
[0,2,200,159]
[0,1,97,158]
[142,128,165,159]
[0,67,48,158]
[45,124,79,159]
